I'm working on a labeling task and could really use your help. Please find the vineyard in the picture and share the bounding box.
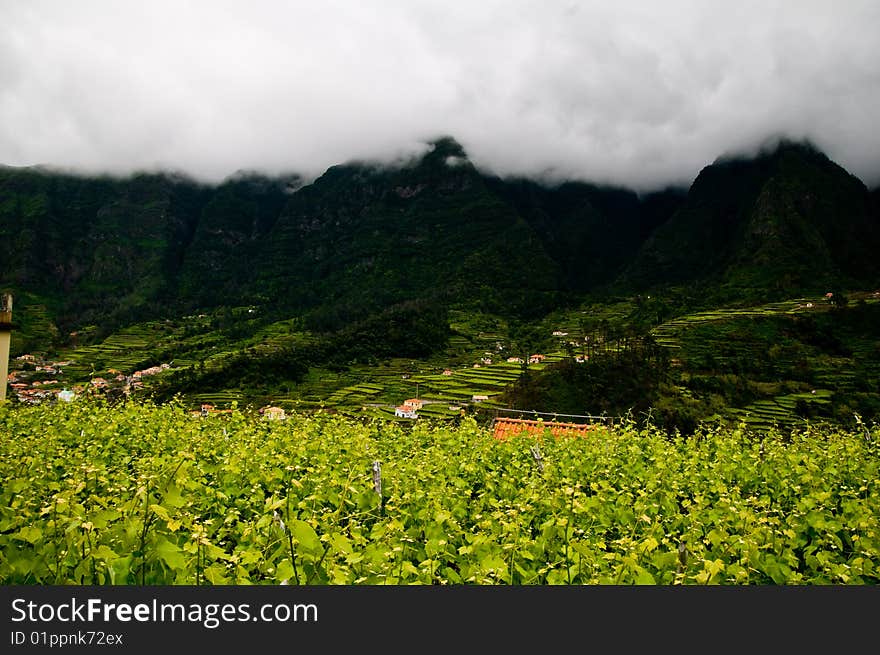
[1,401,878,584]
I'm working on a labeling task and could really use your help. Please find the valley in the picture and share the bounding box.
[7,287,879,434]
[2,137,879,434]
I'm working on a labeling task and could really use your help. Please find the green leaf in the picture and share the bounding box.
[149,504,171,522]
[108,556,132,585]
[205,543,230,561]
[238,549,262,566]
[706,529,728,547]
[398,561,418,578]
[154,538,186,571]
[291,520,322,557]
[276,559,295,582]
[91,545,118,561]
[163,484,185,508]
[203,563,229,585]
[635,568,656,585]
[14,526,43,544]
[90,510,121,529]
[651,551,678,570]
[479,554,506,573]
[330,533,353,555]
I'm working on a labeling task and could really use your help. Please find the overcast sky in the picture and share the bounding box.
[1,0,878,190]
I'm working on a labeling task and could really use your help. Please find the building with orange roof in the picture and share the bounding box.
[492,417,595,440]
[395,405,418,419]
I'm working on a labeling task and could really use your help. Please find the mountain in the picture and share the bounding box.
[207,136,568,324]
[0,166,206,328]
[1,137,878,350]
[873,186,880,224]
[622,141,880,297]
[1,138,680,337]
[175,172,298,308]
[485,176,685,292]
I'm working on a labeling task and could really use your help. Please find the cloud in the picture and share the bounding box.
[1,0,878,190]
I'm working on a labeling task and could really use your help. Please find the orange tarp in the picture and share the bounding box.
[492,417,595,440]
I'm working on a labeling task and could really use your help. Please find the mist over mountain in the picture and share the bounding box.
[1,137,879,343]
[4,2,880,192]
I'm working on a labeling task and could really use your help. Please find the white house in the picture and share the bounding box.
[395,406,418,419]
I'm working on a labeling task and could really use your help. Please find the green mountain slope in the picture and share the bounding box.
[251,138,567,324]
[0,167,206,329]
[488,177,685,291]
[2,137,877,355]
[623,141,880,297]
[3,137,670,338]
[176,172,297,307]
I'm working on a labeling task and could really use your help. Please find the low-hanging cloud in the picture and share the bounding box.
[1,0,878,191]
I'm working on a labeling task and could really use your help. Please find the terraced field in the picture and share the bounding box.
[48,309,318,399]
[650,292,880,430]
[6,294,60,356]
[649,297,819,349]
[730,389,834,430]
[11,292,877,431]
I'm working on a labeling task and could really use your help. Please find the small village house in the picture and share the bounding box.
[395,405,418,419]
[261,406,286,421]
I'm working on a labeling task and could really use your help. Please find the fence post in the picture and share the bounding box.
[0,294,13,403]
[372,460,382,503]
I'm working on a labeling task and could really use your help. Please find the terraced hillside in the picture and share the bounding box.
[649,291,880,430]
[7,289,879,434]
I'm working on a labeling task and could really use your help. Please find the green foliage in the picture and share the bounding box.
[0,136,681,351]
[501,337,670,421]
[1,401,878,585]
[623,140,880,297]
[327,300,451,365]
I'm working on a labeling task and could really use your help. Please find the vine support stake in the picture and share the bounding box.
[0,293,13,403]
[372,460,382,505]
[530,445,544,473]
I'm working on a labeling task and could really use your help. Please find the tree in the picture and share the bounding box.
[508,321,546,374]
[830,289,849,311]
